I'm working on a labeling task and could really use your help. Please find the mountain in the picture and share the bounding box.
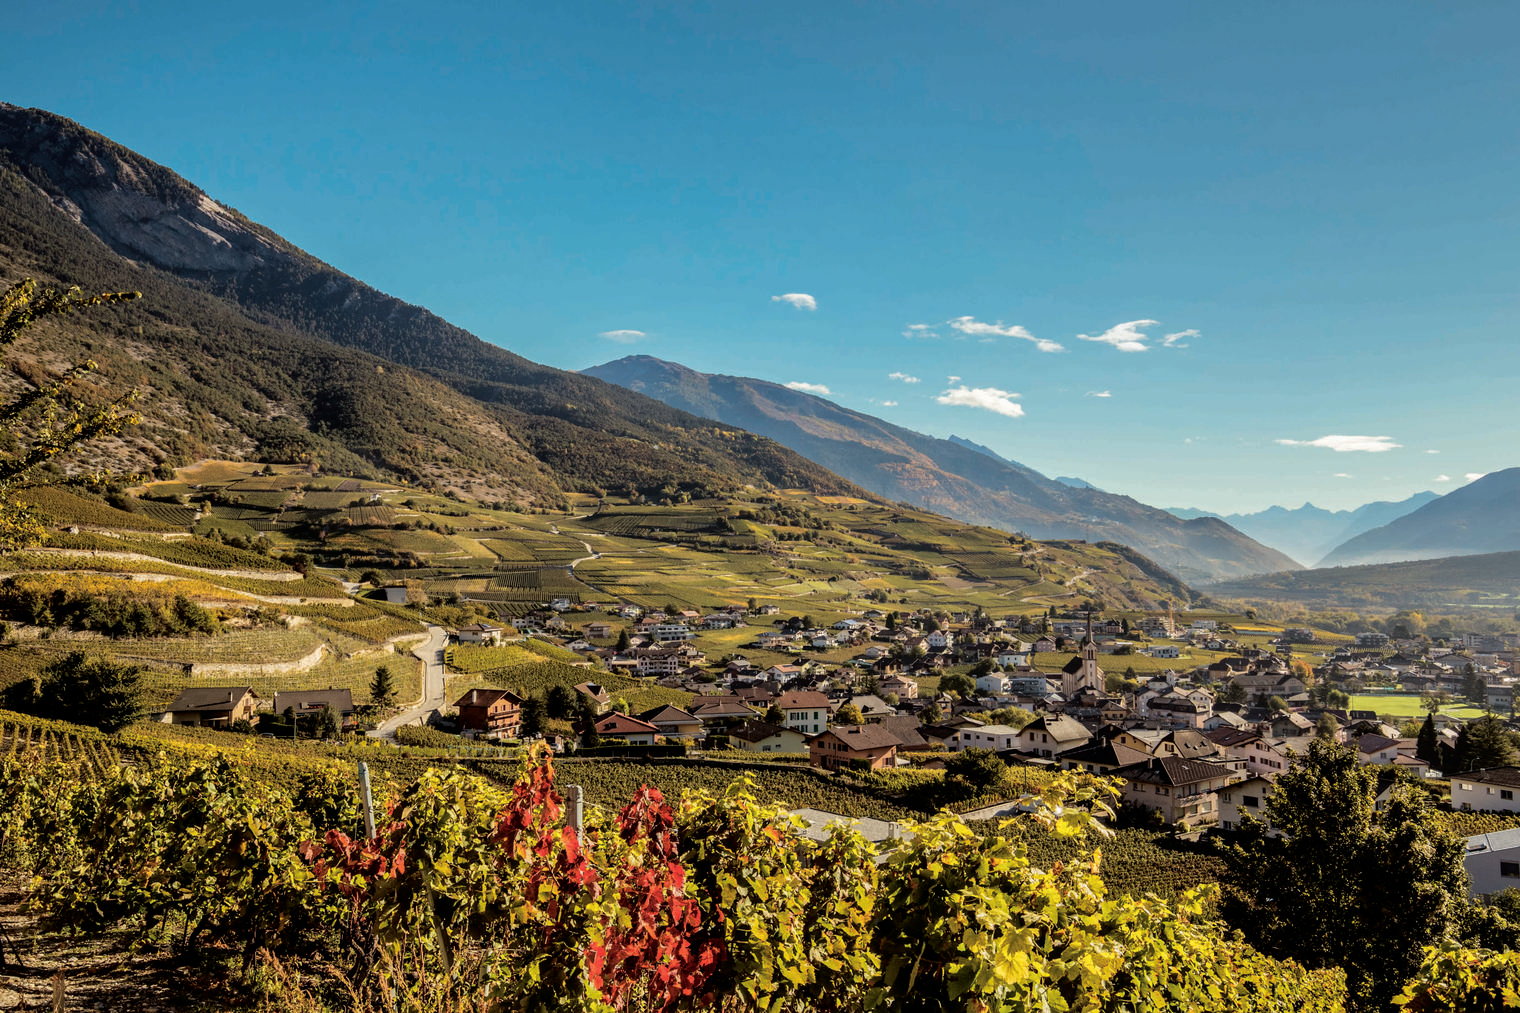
[1054,476,1101,491]
[0,103,859,505]
[1206,548,1520,611]
[1164,493,1438,567]
[581,355,1298,583]
[1318,470,1520,567]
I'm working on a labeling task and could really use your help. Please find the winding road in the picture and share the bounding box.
[368,624,449,739]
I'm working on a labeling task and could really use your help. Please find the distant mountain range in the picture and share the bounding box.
[582,356,1298,583]
[1206,548,1520,611]
[1318,468,1520,567]
[1167,493,1438,567]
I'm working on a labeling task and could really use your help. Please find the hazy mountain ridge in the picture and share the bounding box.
[0,103,862,503]
[1166,492,1438,566]
[583,355,1299,583]
[1206,548,1520,611]
[1318,469,1520,567]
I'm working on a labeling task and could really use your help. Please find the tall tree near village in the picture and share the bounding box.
[1416,713,1441,768]
[1224,739,1467,1011]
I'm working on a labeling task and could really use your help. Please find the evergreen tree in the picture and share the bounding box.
[314,704,340,740]
[370,664,396,707]
[545,684,576,719]
[576,697,601,748]
[763,703,786,725]
[1454,715,1517,772]
[1416,713,1440,768]
[614,628,630,652]
[520,695,546,738]
[1224,739,1467,1010]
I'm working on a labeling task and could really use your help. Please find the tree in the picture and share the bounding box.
[370,664,396,708]
[1266,694,1288,713]
[614,628,631,652]
[314,704,340,740]
[2,651,144,732]
[1315,712,1340,741]
[919,701,943,724]
[1417,713,1441,768]
[1422,691,1452,716]
[763,704,786,726]
[520,696,546,738]
[940,672,975,698]
[835,703,864,725]
[1224,739,1467,1010]
[884,611,897,631]
[970,658,995,677]
[1454,716,1517,773]
[0,280,142,549]
[1219,680,1247,705]
[576,697,601,748]
[545,683,576,719]
[941,748,1013,801]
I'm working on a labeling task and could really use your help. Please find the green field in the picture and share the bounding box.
[1347,694,1487,721]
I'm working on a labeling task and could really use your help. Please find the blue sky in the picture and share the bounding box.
[6,1,1518,513]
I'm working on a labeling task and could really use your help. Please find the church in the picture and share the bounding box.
[1061,618,1105,697]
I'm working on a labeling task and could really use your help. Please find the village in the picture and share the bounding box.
[156,596,1520,879]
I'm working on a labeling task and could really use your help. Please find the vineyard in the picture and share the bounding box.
[0,739,1356,1013]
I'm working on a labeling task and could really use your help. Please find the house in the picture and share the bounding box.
[158,687,259,727]
[879,673,918,700]
[455,687,524,739]
[776,690,831,736]
[652,623,695,642]
[1464,828,1520,896]
[687,695,760,728]
[1202,728,1291,778]
[1217,776,1277,833]
[1111,756,1238,828]
[639,704,703,740]
[272,689,356,720]
[872,715,928,750]
[848,693,895,717]
[1015,715,1093,758]
[926,629,954,650]
[593,712,660,745]
[1146,645,1181,659]
[1452,768,1520,812]
[633,647,685,678]
[575,682,613,713]
[975,673,1010,695]
[1058,738,1153,774]
[728,720,809,754]
[456,622,505,646]
[809,724,901,772]
[950,724,1024,752]
[1353,733,1401,765]
[585,622,615,639]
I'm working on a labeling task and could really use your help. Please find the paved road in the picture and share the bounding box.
[369,624,448,739]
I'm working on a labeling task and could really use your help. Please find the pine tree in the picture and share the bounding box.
[370,664,396,707]
[3,651,144,732]
[615,628,630,652]
[520,695,546,738]
[1416,713,1440,768]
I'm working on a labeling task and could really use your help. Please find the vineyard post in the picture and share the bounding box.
[357,761,376,839]
[566,782,584,842]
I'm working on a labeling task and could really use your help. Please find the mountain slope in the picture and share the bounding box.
[582,355,1297,583]
[1166,493,1438,566]
[0,103,859,503]
[1206,549,1520,611]
[1319,469,1520,567]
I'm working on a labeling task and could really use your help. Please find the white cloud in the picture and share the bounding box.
[1162,328,1198,348]
[887,372,921,384]
[1426,449,1440,454]
[784,380,831,395]
[1077,319,1159,353]
[1435,474,1453,482]
[1274,434,1402,453]
[881,400,898,407]
[1334,473,1352,478]
[598,329,647,343]
[903,323,940,339]
[1085,390,1112,398]
[947,375,961,384]
[935,385,1025,418]
[949,316,1064,353]
[771,293,817,311]
[1466,472,1487,482]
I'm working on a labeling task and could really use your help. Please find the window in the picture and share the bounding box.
[1503,862,1520,878]
[1462,783,1474,791]
[1505,790,1515,802]
[1243,795,1260,808]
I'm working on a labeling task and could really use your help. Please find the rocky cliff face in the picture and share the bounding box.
[0,104,283,271]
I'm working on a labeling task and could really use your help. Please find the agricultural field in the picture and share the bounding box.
[1347,694,1487,721]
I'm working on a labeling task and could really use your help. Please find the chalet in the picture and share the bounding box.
[158,687,259,727]
[456,622,505,646]
[455,688,524,739]
[1452,768,1520,812]
[776,690,831,736]
[1015,715,1093,758]
[593,712,660,745]
[701,614,743,630]
[1353,733,1401,765]
[879,673,918,700]
[575,682,613,713]
[728,720,808,754]
[1268,712,1315,738]
[639,704,703,739]
[272,689,355,720]
[809,724,900,772]
[687,695,759,728]
[585,622,615,639]
[950,724,1023,752]
[1111,756,1238,828]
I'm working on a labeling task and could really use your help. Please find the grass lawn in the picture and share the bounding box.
[1348,694,1487,721]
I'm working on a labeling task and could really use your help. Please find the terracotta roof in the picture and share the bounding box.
[639,704,700,724]
[777,690,830,709]
[728,720,797,744]
[454,687,523,708]
[594,713,660,736]
[1025,714,1092,742]
[1355,733,1400,754]
[872,715,927,749]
